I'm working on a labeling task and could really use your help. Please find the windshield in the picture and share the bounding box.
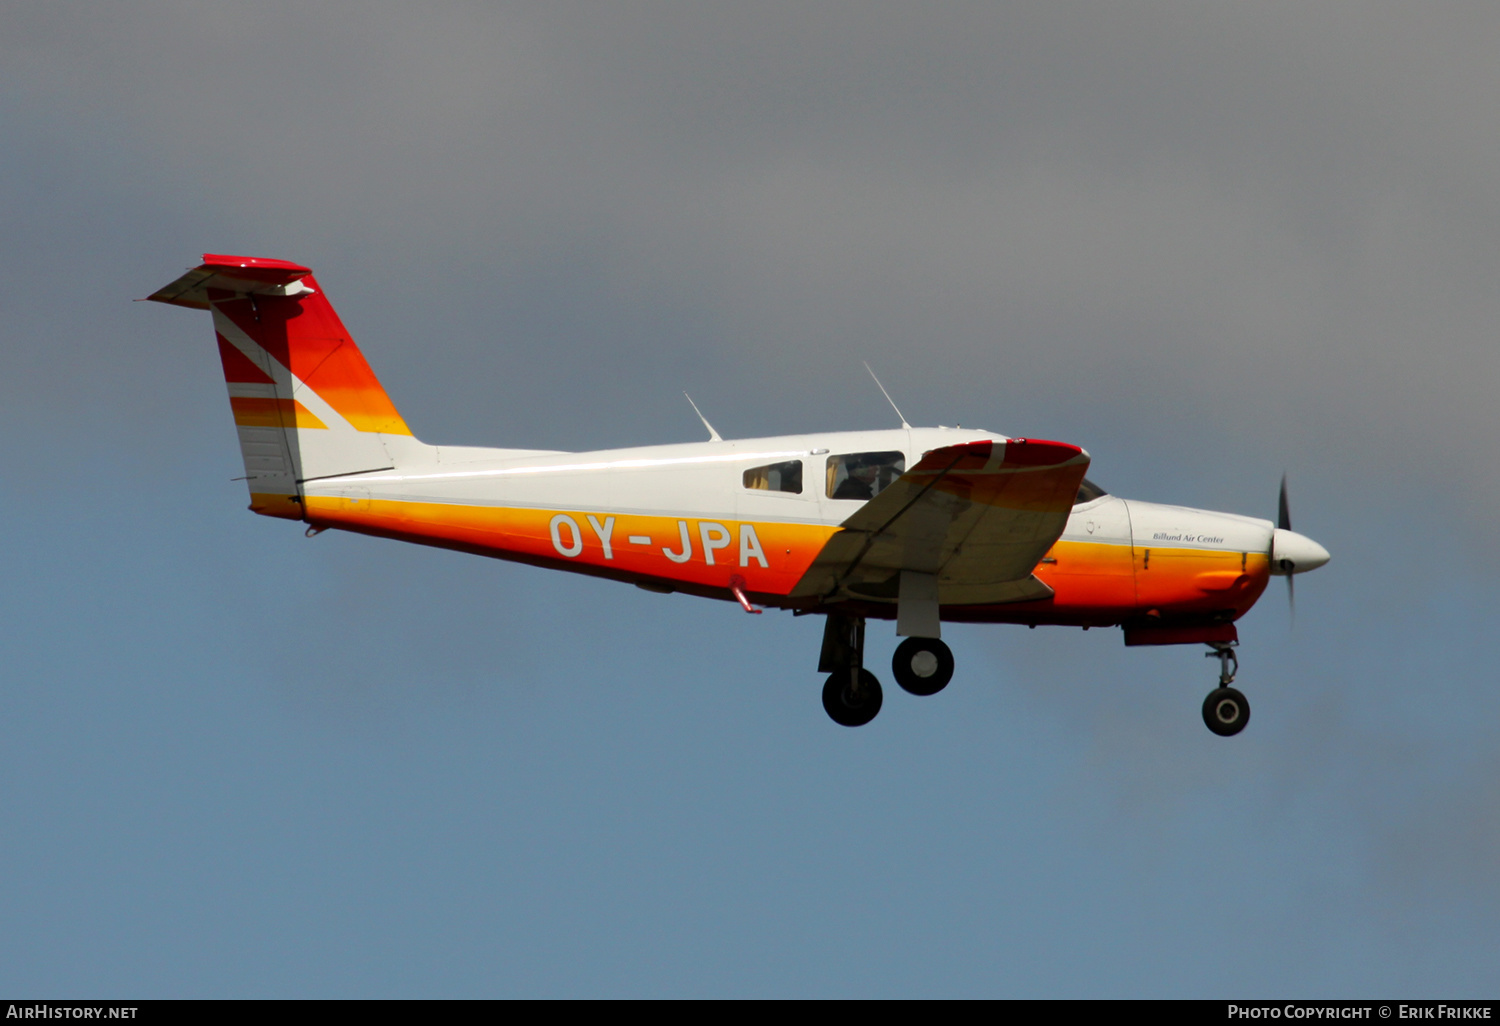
[1074,478,1108,505]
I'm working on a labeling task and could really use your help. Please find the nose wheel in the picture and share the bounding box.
[1202,644,1250,737]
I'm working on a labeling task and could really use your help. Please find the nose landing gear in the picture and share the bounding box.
[1202,643,1250,737]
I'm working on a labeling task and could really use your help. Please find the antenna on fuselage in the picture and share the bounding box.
[683,392,723,442]
[863,362,911,429]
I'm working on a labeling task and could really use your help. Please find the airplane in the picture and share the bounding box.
[147,254,1331,736]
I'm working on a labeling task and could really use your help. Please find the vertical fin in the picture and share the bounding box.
[150,254,417,519]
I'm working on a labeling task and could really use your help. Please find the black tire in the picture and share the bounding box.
[822,669,884,727]
[1202,687,1250,737]
[891,637,954,696]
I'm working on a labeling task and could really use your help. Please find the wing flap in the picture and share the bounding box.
[792,438,1088,606]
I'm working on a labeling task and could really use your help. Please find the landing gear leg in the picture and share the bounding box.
[819,613,883,727]
[1202,643,1250,737]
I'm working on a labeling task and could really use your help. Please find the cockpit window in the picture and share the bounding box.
[826,451,905,500]
[743,460,803,494]
[1074,478,1108,505]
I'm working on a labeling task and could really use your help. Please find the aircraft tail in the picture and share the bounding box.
[148,254,420,520]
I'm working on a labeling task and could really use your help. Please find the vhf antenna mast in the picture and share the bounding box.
[683,392,723,442]
[863,362,911,429]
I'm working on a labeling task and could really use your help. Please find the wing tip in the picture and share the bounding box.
[1002,438,1089,468]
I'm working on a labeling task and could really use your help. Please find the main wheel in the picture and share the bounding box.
[891,637,954,696]
[822,669,884,727]
[1202,687,1250,737]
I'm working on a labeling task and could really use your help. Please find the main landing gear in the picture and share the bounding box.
[818,614,955,726]
[1202,643,1250,737]
[892,636,954,696]
[820,614,882,727]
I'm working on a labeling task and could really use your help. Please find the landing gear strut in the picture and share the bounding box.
[1202,643,1250,737]
[819,613,883,727]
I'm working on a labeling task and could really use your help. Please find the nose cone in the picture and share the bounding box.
[1271,528,1330,575]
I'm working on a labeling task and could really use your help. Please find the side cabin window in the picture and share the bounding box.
[743,460,803,495]
[826,451,905,501]
[1074,478,1108,506]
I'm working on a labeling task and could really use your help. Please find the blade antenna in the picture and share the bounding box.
[684,392,723,442]
[863,361,911,429]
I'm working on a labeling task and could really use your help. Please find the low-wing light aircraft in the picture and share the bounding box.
[148,254,1330,735]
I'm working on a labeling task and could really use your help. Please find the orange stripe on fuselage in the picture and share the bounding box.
[302,497,841,597]
[1029,540,1269,621]
[1133,545,1269,614]
[1032,539,1138,610]
[230,396,327,429]
[301,496,1271,622]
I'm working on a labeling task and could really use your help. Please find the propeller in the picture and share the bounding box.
[1278,473,1294,620]
[1269,475,1329,619]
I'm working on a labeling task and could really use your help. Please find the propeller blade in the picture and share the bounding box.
[1278,474,1294,624]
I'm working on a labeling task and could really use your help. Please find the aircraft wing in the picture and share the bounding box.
[791,438,1089,606]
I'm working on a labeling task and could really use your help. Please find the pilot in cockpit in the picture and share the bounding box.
[832,456,882,500]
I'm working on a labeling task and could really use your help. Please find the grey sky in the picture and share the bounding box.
[2,2,1497,995]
